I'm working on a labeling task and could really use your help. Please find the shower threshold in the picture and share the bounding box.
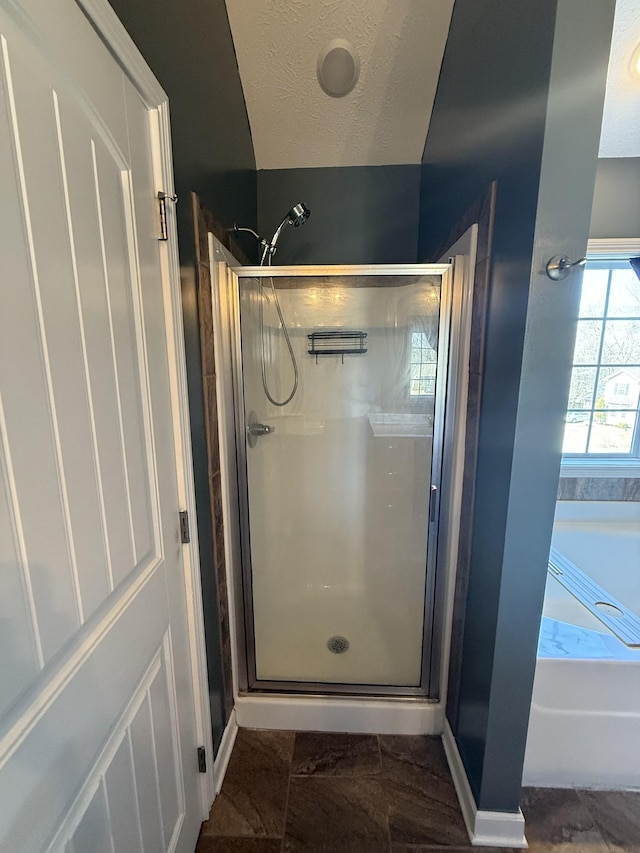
[235,685,442,735]
[246,679,436,699]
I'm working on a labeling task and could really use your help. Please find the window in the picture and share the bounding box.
[563,258,640,458]
[409,330,437,397]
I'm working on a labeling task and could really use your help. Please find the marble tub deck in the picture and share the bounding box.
[196,729,640,853]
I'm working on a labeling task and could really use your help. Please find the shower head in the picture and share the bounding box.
[287,202,311,228]
[261,201,311,265]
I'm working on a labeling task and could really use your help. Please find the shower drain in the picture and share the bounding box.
[327,635,350,654]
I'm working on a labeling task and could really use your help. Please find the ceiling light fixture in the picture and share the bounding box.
[317,38,360,98]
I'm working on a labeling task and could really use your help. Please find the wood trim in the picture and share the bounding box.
[192,193,235,723]
[151,114,215,812]
[192,191,252,266]
[443,183,497,732]
[427,181,497,266]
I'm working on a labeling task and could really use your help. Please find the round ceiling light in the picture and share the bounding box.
[317,39,360,98]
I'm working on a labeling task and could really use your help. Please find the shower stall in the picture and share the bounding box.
[211,249,466,707]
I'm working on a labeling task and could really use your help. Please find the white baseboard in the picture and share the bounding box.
[235,694,443,735]
[441,718,480,842]
[472,809,528,848]
[442,718,528,848]
[213,709,238,798]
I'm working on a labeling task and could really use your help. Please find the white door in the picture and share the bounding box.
[0,2,206,851]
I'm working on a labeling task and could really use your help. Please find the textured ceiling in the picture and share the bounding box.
[225,0,454,169]
[226,0,638,170]
[599,0,640,158]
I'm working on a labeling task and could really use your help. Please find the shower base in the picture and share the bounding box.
[252,584,426,689]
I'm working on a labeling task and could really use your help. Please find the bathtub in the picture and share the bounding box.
[523,501,640,790]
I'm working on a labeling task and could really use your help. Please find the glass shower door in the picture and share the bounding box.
[237,269,448,690]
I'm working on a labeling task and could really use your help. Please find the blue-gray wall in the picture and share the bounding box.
[257,165,420,264]
[420,0,559,811]
[108,0,257,752]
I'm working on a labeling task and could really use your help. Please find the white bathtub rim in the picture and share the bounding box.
[554,500,640,525]
[537,647,640,666]
[538,613,640,663]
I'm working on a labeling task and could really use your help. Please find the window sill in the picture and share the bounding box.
[560,459,640,478]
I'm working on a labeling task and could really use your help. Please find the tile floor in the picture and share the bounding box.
[195,729,640,853]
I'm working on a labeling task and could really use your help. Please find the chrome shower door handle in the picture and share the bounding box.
[250,423,274,437]
[246,411,275,448]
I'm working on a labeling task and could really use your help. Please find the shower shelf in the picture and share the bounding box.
[307,330,367,363]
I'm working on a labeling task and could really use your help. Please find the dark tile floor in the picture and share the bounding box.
[196,729,640,853]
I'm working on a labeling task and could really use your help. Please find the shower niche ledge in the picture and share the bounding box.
[267,413,326,436]
[368,413,434,437]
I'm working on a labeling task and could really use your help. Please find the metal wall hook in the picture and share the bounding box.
[545,254,586,281]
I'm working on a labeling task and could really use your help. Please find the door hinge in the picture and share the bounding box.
[197,746,207,773]
[157,191,177,241]
[179,510,190,544]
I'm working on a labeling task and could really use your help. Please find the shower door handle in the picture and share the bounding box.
[429,484,438,523]
[246,410,275,448]
[250,422,274,437]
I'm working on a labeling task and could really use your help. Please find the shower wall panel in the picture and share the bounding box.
[239,277,441,686]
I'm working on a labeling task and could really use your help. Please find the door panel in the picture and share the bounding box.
[234,270,447,691]
[56,99,142,586]
[0,3,202,851]
[104,737,145,853]
[0,24,83,669]
[91,136,156,573]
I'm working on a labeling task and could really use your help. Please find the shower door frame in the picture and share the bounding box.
[229,263,453,698]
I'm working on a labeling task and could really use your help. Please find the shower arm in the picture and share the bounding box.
[231,224,271,257]
[230,223,283,266]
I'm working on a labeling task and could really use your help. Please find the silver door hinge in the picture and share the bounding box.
[157,191,177,241]
[197,746,207,773]
[179,510,190,544]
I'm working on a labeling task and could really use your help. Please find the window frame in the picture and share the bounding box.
[408,326,438,401]
[561,238,640,477]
